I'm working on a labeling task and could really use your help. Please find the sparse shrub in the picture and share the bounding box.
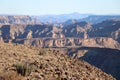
[39,49,46,55]
[15,63,33,76]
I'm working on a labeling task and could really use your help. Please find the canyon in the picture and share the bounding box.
[0,15,120,80]
[0,17,120,49]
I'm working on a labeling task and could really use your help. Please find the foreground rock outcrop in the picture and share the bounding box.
[0,43,115,80]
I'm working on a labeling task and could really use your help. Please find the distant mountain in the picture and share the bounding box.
[63,15,120,26]
[0,15,41,24]
[79,15,120,24]
[63,19,78,25]
[32,12,90,23]
[1,14,120,25]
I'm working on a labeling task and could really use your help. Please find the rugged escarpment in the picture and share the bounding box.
[13,37,120,49]
[0,19,120,49]
[0,20,120,49]
[112,28,120,43]
[0,43,115,80]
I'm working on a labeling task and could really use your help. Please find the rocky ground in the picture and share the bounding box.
[0,42,115,80]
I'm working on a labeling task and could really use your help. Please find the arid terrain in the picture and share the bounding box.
[0,15,120,80]
[0,42,115,80]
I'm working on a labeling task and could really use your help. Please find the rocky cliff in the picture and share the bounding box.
[0,16,120,49]
[13,37,120,49]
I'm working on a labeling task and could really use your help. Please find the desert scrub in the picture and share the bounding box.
[39,49,46,55]
[14,63,33,76]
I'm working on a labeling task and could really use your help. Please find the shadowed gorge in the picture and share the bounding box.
[64,47,120,80]
[0,17,120,49]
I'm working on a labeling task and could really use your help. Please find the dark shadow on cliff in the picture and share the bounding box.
[78,47,120,80]
[0,25,10,42]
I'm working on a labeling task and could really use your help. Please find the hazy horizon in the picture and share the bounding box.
[0,0,120,15]
[1,12,120,16]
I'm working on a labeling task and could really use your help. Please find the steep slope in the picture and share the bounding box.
[112,28,120,43]
[62,21,91,38]
[0,43,115,80]
[0,24,62,40]
[66,47,120,80]
[63,19,120,44]
[88,19,120,42]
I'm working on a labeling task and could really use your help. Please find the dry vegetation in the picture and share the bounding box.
[0,43,115,80]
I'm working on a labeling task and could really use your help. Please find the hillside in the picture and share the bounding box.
[0,43,115,80]
[65,47,120,80]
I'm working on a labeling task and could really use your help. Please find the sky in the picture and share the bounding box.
[0,0,120,15]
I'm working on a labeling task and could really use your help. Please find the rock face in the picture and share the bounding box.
[112,28,120,43]
[88,19,120,38]
[62,21,92,38]
[13,37,120,49]
[0,19,120,49]
[0,36,3,42]
[0,43,115,80]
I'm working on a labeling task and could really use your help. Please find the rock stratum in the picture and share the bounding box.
[13,37,120,49]
[0,17,120,49]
